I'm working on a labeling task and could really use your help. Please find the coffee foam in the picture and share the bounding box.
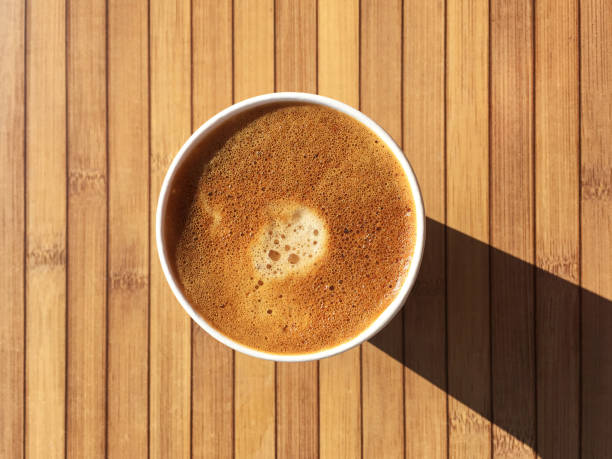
[168,103,417,354]
[251,202,328,279]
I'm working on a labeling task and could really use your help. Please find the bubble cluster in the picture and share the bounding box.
[170,103,417,354]
[251,202,328,279]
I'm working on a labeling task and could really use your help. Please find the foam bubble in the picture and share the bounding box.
[251,201,328,279]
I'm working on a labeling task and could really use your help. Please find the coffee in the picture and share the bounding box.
[165,103,416,354]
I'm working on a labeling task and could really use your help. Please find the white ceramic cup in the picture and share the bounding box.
[156,92,425,362]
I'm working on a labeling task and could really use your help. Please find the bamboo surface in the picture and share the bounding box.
[1,1,611,457]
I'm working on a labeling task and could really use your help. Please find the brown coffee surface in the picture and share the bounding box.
[167,103,416,354]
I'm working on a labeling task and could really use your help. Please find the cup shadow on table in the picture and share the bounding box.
[369,217,611,458]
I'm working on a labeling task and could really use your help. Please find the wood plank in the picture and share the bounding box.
[191,1,234,457]
[489,1,536,457]
[0,0,25,457]
[276,364,318,459]
[360,1,404,457]
[234,354,275,459]
[535,1,580,458]
[25,0,67,457]
[317,1,361,458]
[149,0,191,456]
[402,0,447,457]
[274,1,319,457]
[66,0,107,456]
[580,0,612,456]
[107,0,149,456]
[446,0,491,457]
[318,0,359,103]
[275,0,317,93]
[234,0,274,101]
[233,1,276,458]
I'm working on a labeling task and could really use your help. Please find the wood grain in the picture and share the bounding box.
[234,354,275,459]
[403,0,447,457]
[580,0,612,456]
[489,0,536,457]
[107,0,149,456]
[7,2,612,458]
[275,2,319,457]
[276,363,318,459]
[318,0,359,104]
[535,1,581,458]
[66,0,107,456]
[233,1,276,458]
[25,0,67,457]
[234,0,274,102]
[275,0,317,94]
[360,1,404,457]
[317,1,361,458]
[191,1,234,457]
[0,0,24,457]
[149,0,191,457]
[446,0,491,457]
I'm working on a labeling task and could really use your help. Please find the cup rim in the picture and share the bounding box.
[156,92,425,362]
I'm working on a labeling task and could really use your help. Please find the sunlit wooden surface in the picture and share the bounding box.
[1,0,610,457]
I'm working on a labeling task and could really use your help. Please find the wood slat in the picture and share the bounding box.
[317,1,361,458]
[274,1,319,457]
[489,1,536,457]
[0,0,25,457]
[276,364,318,459]
[234,0,274,102]
[233,1,276,458]
[234,355,275,459]
[66,0,107,456]
[535,1,581,458]
[107,0,149,456]
[360,1,404,457]
[191,1,234,457]
[275,0,317,94]
[318,0,359,103]
[149,0,191,456]
[580,0,612,456]
[403,0,447,457]
[446,0,491,457]
[25,0,67,457]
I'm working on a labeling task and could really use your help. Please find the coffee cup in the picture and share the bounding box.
[156,92,425,362]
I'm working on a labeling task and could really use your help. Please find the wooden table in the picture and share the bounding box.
[2,0,611,458]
